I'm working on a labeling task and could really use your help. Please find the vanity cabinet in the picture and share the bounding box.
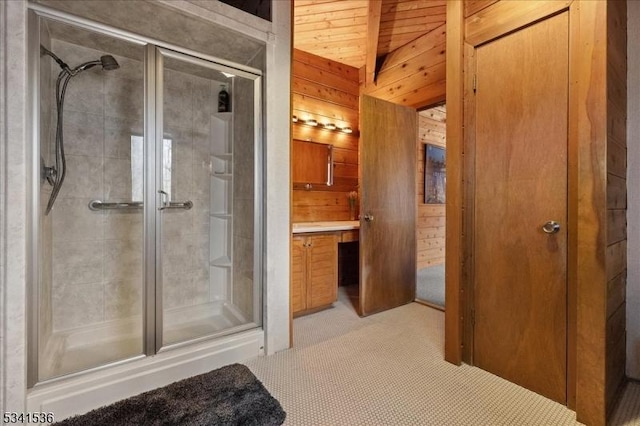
[291,233,339,315]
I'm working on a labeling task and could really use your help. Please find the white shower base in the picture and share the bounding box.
[164,300,247,345]
[28,325,263,423]
[39,301,248,381]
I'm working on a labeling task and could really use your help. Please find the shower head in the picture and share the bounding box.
[42,46,120,74]
[100,55,119,71]
[74,55,120,73]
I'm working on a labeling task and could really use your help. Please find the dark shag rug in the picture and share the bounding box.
[54,364,286,426]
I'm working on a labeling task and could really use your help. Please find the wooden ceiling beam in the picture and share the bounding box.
[365,0,383,86]
[380,6,446,22]
[381,0,446,15]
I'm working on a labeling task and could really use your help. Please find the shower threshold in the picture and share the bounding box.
[39,301,248,381]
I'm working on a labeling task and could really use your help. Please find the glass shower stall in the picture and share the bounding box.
[31,13,262,385]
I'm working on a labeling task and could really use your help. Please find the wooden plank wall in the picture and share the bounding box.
[574,1,609,423]
[292,49,360,222]
[362,23,446,109]
[417,105,446,269]
[605,0,627,416]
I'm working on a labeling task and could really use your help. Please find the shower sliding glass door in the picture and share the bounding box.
[157,49,261,347]
[32,15,262,385]
[35,17,147,382]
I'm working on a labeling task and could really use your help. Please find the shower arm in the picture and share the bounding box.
[40,45,69,73]
[69,60,102,76]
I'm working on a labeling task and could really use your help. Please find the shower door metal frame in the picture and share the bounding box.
[153,47,264,353]
[26,5,265,387]
[144,45,159,355]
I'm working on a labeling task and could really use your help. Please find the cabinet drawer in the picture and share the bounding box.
[341,230,359,242]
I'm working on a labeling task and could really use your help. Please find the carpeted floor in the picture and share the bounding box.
[54,364,285,426]
[416,264,445,309]
[245,286,640,425]
[611,381,640,425]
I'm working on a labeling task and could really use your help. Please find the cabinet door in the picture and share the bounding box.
[291,236,307,313]
[307,234,339,309]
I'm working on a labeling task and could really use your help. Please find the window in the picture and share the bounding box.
[131,135,173,201]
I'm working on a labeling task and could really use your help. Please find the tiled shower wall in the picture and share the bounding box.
[48,39,145,332]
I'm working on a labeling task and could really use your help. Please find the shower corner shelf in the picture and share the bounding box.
[210,107,233,303]
[211,213,232,218]
[212,153,233,160]
[211,256,232,267]
[212,173,232,180]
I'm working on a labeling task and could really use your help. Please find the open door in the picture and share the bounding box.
[359,95,417,316]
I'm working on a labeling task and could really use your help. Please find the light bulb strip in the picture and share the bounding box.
[292,115,353,134]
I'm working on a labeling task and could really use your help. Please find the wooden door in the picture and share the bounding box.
[473,13,569,403]
[360,95,416,316]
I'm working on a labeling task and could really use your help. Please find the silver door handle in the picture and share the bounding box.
[158,200,193,211]
[542,221,560,234]
[157,190,192,211]
[363,213,374,222]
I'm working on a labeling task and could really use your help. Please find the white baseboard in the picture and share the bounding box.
[27,328,264,423]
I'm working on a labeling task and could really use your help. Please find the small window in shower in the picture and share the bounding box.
[130,135,172,201]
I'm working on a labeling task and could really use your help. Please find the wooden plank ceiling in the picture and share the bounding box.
[294,0,446,70]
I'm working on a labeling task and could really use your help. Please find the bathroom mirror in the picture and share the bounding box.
[292,140,334,188]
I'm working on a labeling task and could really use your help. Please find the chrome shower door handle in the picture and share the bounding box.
[157,190,168,211]
[542,221,561,234]
[161,201,194,210]
[157,190,192,211]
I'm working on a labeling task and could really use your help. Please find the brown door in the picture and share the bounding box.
[359,95,416,316]
[473,13,568,403]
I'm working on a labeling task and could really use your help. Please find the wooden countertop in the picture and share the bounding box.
[292,221,360,234]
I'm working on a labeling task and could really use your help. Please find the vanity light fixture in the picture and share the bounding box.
[291,115,353,134]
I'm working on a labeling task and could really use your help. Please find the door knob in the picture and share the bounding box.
[542,221,560,234]
[363,213,374,222]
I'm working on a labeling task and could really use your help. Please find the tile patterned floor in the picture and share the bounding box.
[245,287,640,425]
